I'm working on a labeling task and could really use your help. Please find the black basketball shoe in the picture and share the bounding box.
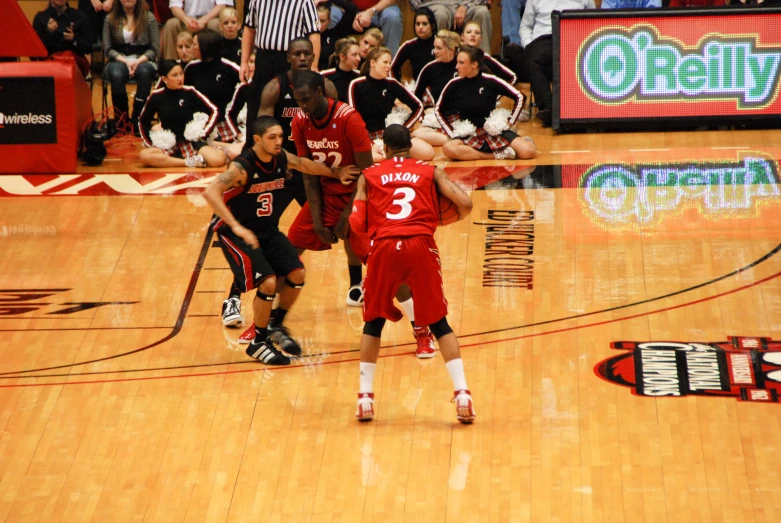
[268,325,302,356]
[246,338,291,365]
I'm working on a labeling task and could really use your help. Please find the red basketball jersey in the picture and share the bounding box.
[291,99,373,197]
[363,156,439,240]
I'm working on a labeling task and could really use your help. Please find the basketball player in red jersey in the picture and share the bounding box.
[349,124,476,423]
[289,71,437,356]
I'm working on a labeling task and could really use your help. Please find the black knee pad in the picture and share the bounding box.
[285,278,304,289]
[362,317,386,337]
[428,317,453,339]
[256,289,275,302]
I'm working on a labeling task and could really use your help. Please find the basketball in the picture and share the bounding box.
[438,193,459,226]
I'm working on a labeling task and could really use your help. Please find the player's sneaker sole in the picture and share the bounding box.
[356,392,375,421]
[246,338,291,365]
[222,298,243,327]
[453,390,476,424]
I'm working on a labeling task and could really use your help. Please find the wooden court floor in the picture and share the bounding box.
[2,122,781,522]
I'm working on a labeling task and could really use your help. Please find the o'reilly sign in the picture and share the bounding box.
[0,77,56,144]
[577,25,781,109]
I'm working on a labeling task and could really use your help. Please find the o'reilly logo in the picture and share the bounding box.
[0,112,54,127]
[578,25,781,109]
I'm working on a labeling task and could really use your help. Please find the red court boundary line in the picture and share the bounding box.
[3,268,778,389]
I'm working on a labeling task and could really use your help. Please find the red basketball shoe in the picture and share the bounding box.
[356,392,375,421]
[413,326,436,359]
[452,390,476,424]
[238,324,255,344]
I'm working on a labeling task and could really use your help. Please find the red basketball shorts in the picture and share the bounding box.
[288,192,370,260]
[362,235,448,327]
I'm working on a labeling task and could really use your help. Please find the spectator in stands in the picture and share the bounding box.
[219,7,242,64]
[317,0,359,71]
[501,0,524,46]
[409,0,492,54]
[102,0,158,132]
[33,0,92,78]
[521,0,594,127]
[669,0,724,4]
[328,0,403,55]
[78,0,111,48]
[391,7,437,82]
[603,0,659,6]
[160,0,231,60]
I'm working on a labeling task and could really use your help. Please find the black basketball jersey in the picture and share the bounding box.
[273,73,303,154]
[218,149,294,237]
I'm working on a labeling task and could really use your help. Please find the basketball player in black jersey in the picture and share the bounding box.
[204,116,360,364]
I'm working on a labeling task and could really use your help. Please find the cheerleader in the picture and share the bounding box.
[461,21,517,85]
[321,37,361,103]
[410,30,460,147]
[184,29,241,149]
[390,7,437,82]
[413,29,459,106]
[348,47,433,162]
[138,60,226,168]
[219,7,242,65]
[223,50,256,159]
[436,46,536,161]
[175,31,194,66]
[316,0,358,71]
[357,28,383,71]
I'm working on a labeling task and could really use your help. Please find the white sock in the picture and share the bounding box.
[445,358,468,391]
[360,362,376,393]
[399,297,415,323]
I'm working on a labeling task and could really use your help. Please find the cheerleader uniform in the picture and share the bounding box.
[225,80,251,138]
[321,67,360,103]
[414,57,457,107]
[484,55,517,85]
[184,58,241,142]
[347,75,423,142]
[435,72,525,156]
[138,85,218,158]
[391,36,435,82]
[221,36,242,65]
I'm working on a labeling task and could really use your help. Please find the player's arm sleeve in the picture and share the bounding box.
[392,80,423,128]
[348,176,368,234]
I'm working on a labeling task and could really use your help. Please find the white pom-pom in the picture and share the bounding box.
[451,119,476,138]
[372,138,384,156]
[484,108,512,136]
[385,107,411,128]
[237,105,247,126]
[422,112,441,129]
[149,129,176,151]
[184,112,209,141]
[403,79,416,92]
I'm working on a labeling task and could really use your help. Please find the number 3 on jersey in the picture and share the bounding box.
[257,194,273,217]
[387,187,416,220]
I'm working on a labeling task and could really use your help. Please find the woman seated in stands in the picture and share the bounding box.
[460,21,516,85]
[138,60,226,168]
[410,29,459,147]
[184,29,241,151]
[223,50,255,159]
[358,28,383,70]
[436,46,536,161]
[321,37,361,103]
[391,7,437,84]
[348,47,433,162]
[102,0,159,131]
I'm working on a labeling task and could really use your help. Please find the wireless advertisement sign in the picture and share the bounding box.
[552,9,781,131]
[0,76,57,145]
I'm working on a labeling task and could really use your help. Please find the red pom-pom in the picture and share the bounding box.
[438,193,459,226]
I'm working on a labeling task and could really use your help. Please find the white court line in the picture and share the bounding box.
[628,148,670,152]
[549,150,591,153]
[711,146,749,149]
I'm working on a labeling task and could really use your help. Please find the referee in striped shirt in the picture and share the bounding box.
[241,0,321,141]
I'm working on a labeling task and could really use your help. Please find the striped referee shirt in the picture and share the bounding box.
[244,0,320,51]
